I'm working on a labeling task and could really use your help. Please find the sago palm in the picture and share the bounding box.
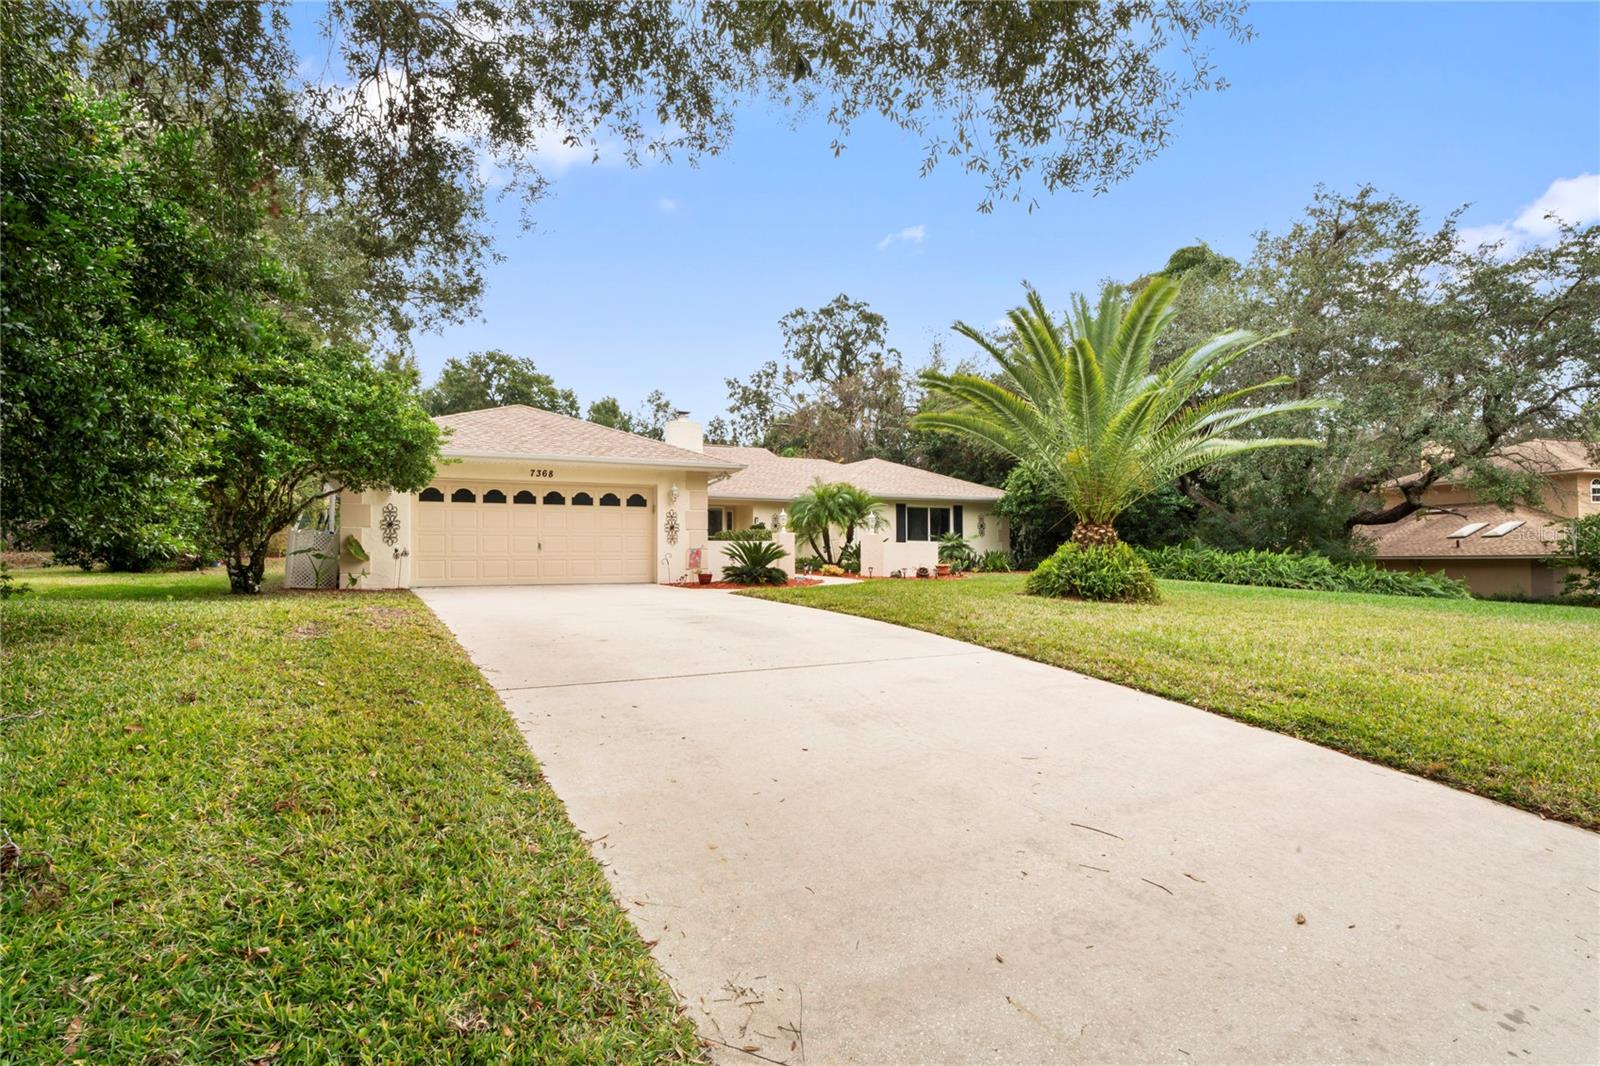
[789,480,884,564]
[914,280,1328,546]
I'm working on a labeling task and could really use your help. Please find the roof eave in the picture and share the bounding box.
[441,448,742,472]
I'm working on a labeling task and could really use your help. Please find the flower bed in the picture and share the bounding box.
[666,577,823,590]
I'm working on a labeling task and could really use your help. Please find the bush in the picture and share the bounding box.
[1026,541,1159,603]
[838,541,861,573]
[721,538,789,585]
[709,528,773,541]
[795,555,824,572]
[936,533,979,572]
[1138,545,1470,599]
[978,549,1014,573]
[820,564,846,577]
[1546,514,1600,597]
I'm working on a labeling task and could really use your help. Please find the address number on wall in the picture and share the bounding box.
[528,468,556,479]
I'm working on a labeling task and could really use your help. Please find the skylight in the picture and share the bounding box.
[1480,520,1525,538]
[1446,521,1488,538]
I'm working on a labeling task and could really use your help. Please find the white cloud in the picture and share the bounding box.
[1459,173,1599,253]
[877,224,927,251]
[657,197,680,214]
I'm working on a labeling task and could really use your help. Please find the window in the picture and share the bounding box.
[901,506,951,541]
[1592,477,1600,504]
[543,491,565,505]
[1481,520,1524,538]
[599,492,621,507]
[626,493,648,507]
[513,490,536,504]
[708,508,734,535]
[572,491,594,506]
[450,487,477,503]
[483,489,507,504]
[418,486,445,502]
[1445,521,1487,538]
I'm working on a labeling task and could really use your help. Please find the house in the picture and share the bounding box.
[326,405,1007,588]
[1361,439,1597,598]
[702,443,1007,574]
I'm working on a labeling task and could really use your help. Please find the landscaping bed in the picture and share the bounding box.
[1,568,699,1062]
[668,577,822,589]
[744,574,1600,828]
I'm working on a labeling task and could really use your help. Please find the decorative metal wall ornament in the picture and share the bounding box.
[977,515,986,537]
[664,509,680,545]
[380,503,401,546]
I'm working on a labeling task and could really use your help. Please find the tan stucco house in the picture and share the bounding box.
[1361,439,1597,598]
[326,405,1007,588]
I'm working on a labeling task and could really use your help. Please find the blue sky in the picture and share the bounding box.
[307,3,1600,421]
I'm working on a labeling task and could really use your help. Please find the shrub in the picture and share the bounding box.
[794,555,824,572]
[721,538,789,585]
[1026,541,1158,603]
[936,532,979,572]
[820,564,846,577]
[978,549,1014,573]
[1138,545,1470,599]
[1546,514,1600,597]
[709,528,773,541]
[838,541,861,573]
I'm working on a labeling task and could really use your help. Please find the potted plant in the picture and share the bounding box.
[935,562,951,577]
[697,568,713,585]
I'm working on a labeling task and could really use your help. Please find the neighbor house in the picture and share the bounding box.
[1360,439,1596,598]
[316,405,1007,589]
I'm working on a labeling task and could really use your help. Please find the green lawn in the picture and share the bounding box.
[746,576,1600,828]
[1,568,699,1063]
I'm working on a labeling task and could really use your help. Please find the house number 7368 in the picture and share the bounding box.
[528,468,556,479]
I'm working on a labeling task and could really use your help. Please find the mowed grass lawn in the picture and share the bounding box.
[1,568,699,1063]
[747,576,1600,828]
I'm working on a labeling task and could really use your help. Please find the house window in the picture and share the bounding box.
[708,508,734,535]
[1592,477,1599,504]
[418,486,444,502]
[625,493,648,507]
[513,490,536,504]
[450,488,476,503]
[482,489,507,504]
[543,491,565,505]
[902,506,951,541]
[572,491,594,506]
[599,492,621,507]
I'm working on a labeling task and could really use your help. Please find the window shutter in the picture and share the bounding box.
[895,503,907,543]
[953,506,964,535]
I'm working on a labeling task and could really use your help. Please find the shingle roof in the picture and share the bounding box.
[1395,438,1598,486]
[435,405,741,470]
[704,445,1005,502]
[1359,502,1566,560]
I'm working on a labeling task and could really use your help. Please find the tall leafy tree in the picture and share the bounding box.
[916,281,1328,546]
[1152,187,1600,551]
[420,351,579,417]
[586,390,676,440]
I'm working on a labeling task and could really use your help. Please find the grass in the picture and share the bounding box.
[745,575,1600,828]
[1,568,700,1063]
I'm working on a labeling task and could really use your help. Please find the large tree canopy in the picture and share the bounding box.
[420,350,579,417]
[1153,187,1600,553]
[65,0,1249,340]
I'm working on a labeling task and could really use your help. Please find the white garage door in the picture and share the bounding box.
[412,482,654,586]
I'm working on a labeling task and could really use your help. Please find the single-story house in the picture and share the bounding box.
[1360,438,1596,598]
[322,405,1007,589]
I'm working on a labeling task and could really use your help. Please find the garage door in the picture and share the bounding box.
[412,482,654,586]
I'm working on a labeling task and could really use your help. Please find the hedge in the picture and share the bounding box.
[1138,545,1470,599]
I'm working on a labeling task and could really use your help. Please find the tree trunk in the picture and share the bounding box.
[1071,522,1120,547]
[226,545,268,594]
[821,527,834,565]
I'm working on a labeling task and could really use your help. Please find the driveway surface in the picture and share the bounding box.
[417,584,1599,1064]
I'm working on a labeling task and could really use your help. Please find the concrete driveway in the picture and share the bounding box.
[417,584,1598,1064]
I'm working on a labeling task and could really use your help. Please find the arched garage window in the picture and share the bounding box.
[513,490,536,504]
[599,492,621,506]
[483,489,507,504]
[572,491,594,506]
[626,493,648,507]
[450,488,476,503]
[543,491,565,505]
[418,486,445,502]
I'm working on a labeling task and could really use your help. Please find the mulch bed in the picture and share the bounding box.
[667,577,823,590]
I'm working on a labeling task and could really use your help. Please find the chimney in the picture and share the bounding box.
[664,413,703,453]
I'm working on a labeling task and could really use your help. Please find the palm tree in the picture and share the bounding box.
[914,280,1329,546]
[789,480,884,564]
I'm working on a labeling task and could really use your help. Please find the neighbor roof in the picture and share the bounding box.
[704,445,1005,502]
[435,405,741,471]
[1359,502,1565,561]
[1394,438,1599,487]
